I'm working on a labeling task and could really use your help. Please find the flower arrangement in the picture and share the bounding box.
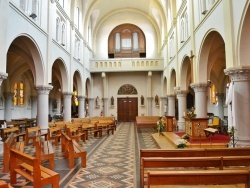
[157,116,165,134]
[177,138,188,148]
[181,133,189,139]
[184,107,196,120]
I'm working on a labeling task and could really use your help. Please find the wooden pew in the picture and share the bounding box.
[141,156,250,187]
[35,136,55,170]
[66,123,86,142]
[147,170,250,188]
[0,180,9,188]
[25,126,47,146]
[47,126,61,146]
[3,133,24,173]
[10,148,59,188]
[61,131,87,168]
[136,116,166,128]
[1,126,25,142]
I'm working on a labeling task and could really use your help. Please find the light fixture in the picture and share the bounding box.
[29,13,37,19]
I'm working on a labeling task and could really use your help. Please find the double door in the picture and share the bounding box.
[117,98,138,122]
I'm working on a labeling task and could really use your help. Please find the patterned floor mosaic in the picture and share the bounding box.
[0,123,158,187]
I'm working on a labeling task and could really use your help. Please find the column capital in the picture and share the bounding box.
[224,66,250,82]
[160,96,168,100]
[176,90,188,97]
[78,96,86,101]
[167,94,175,99]
[0,72,8,85]
[63,92,74,98]
[36,85,53,95]
[190,82,208,92]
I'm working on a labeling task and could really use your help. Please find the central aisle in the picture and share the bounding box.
[67,122,137,187]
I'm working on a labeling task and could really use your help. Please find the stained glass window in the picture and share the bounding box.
[13,81,24,106]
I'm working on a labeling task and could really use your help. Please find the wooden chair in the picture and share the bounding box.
[208,117,220,129]
[25,126,47,146]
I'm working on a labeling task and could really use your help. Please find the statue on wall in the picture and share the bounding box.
[155,95,159,106]
[111,96,114,106]
[141,95,144,105]
[96,96,100,107]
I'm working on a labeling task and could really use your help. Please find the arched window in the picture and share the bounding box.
[13,81,24,106]
[76,7,79,29]
[74,90,78,106]
[184,13,189,39]
[108,24,146,58]
[56,18,61,41]
[61,23,66,46]
[77,42,81,60]
[115,33,121,52]
[133,32,139,52]
[210,84,218,105]
[180,19,184,43]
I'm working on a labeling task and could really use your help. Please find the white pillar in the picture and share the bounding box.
[176,90,187,131]
[31,96,37,118]
[4,92,13,121]
[217,93,224,119]
[225,67,250,146]
[160,97,167,116]
[103,98,108,117]
[63,92,73,121]
[190,83,208,118]
[36,86,52,130]
[78,96,85,118]
[147,71,152,116]
[88,98,94,117]
[167,95,175,117]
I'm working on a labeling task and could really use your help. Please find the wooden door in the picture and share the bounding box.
[118,98,138,122]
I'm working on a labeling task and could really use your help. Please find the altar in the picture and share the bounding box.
[184,118,209,139]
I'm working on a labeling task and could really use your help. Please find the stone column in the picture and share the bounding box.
[147,97,153,116]
[36,86,52,130]
[216,93,224,119]
[103,98,108,117]
[167,95,175,117]
[176,90,187,131]
[31,96,37,118]
[190,83,208,118]
[88,98,94,117]
[4,92,13,121]
[63,92,73,121]
[78,96,85,118]
[225,67,250,146]
[160,97,167,116]
[147,71,152,116]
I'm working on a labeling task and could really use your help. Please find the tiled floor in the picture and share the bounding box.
[0,123,246,188]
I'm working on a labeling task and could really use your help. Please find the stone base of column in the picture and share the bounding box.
[235,138,250,147]
[177,121,185,132]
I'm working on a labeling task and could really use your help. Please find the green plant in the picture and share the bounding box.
[228,126,238,148]
[157,116,165,132]
[181,133,189,139]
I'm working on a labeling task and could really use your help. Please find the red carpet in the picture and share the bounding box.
[175,132,230,144]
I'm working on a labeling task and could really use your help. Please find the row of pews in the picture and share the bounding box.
[3,117,116,187]
[140,148,250,187]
